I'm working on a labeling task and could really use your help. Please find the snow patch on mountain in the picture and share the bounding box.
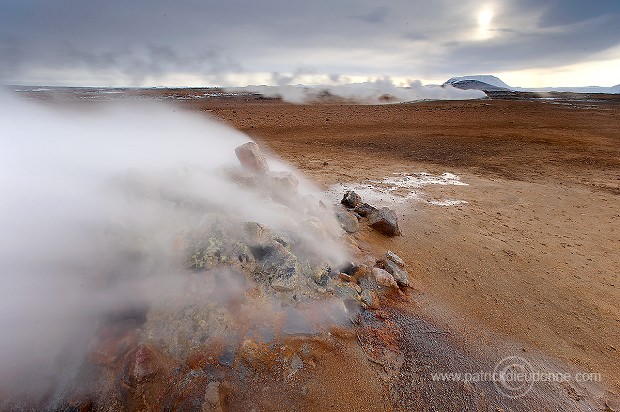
[445,75,511,89]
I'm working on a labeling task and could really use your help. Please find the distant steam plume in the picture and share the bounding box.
[227,77,486,104]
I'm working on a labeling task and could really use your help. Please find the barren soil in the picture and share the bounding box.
[179,94,620,409]
[14,89,620,410]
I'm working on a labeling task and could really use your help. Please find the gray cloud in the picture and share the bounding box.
[350,6,389,24]
[0,0,619,85]
[535,0,620,28]
[439,13,620,73]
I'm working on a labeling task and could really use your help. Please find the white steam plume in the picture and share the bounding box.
[227,77,486,104]
[0,92,348,400]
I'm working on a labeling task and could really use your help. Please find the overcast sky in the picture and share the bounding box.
[1,0,619,87]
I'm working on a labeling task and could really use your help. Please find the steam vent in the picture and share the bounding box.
[18,142,409,411]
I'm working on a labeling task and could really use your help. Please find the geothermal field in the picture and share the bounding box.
[1,87,620,411]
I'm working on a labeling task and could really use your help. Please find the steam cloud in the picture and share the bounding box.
[227,77,486,104]
[0,92,349,402]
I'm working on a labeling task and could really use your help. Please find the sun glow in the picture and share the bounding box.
[478,9,493,26]
[476,8,494,40]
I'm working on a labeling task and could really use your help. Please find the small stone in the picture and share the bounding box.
[235,142,269,174]
[123,345,160,384]
[266,170,299,191]
[335,210,359,233]
[311,264,331,287]
[203,381,223,412]
[385,250,405,268]
[229,170,256,187]
[368,207,401,236]
[361,290,379,309]
[334,284,360,301]
[218,346,236,367]
[372,268,398,289]
[383,259,410,287]
[341,191,362,208]
[339,272,352,282]
[352,264,368,281]
[290,353,303,371]
[271,271,298,292]
[338,261,358,276]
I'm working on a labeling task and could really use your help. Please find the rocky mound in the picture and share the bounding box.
[7,142,411,411]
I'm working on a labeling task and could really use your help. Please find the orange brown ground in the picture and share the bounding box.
[176,93,620,408]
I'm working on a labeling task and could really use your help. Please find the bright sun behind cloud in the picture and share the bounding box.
[478,9,493,26]
[476,8,494,40]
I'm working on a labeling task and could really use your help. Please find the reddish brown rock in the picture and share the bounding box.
[339,272,353,282]
[123,345,161,384]
[371,267,398,289]
[235,142,269,174]
[89,331,139,366]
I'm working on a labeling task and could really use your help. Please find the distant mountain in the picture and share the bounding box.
[444,75,620,94]
[444,75,511,91]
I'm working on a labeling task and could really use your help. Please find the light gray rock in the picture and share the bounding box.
[333,283,360,301]
[335,210,359,233]
[385,250,405,268]
[383,258,410,287]
[368,207,401,236]
[266,170,299,191]
[360,290,379,309]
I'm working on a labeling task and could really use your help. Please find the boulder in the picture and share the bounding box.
[335,210,359,233]
[341,191,362,208]
[383,258,410,287]
[368,207,401,236]
[235,142,269,174]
